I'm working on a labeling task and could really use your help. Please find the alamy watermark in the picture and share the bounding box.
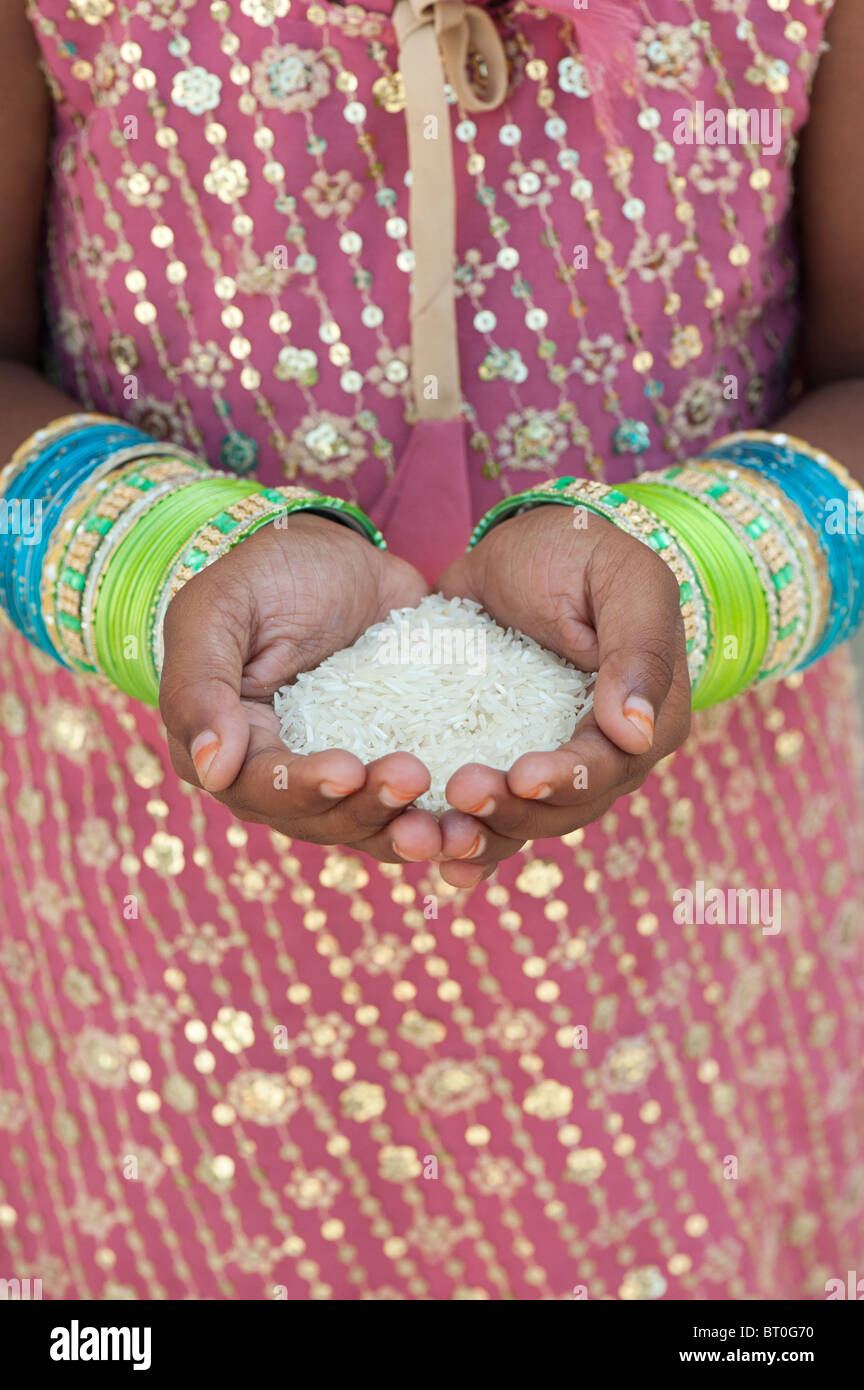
[0,497,42,545]
[673,101,782,157]
[673,880,781,935]
[376,618,486,673]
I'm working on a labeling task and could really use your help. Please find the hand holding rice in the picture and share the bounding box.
[274,594,596,816]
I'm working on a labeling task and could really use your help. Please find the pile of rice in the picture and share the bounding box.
[274,594,595,815]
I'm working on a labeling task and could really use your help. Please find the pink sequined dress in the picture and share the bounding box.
[1,0,862,1300]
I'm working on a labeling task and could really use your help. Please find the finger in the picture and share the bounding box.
[436,860,497,891]
[316,753,431,840]
[198,720,370,820]
[159,574,254,792]
[443,737,621,834]
[438,809,524,866]
[587,542,685,755]
[353,807,442,863]
[443,763,510,819]
[506,717,641,808]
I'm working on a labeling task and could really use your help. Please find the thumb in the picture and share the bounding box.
[588,542,683,755]
[158,575,252,792]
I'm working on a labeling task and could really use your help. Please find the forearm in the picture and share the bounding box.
[774,378,864,489]
[0,359,85,455]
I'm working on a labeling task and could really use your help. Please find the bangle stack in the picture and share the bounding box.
[1,412,386,706]
[468,431,863,708]
[701,430,864,669]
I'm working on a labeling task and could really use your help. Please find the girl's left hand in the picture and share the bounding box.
[432,502,692,889]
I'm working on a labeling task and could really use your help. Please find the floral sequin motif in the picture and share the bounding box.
[134,0,195,28]
[668,377,727,442]
[558,56,590,98]
[601,1038,657,1093]
[298,1013,353,1060]
[495,407,578,472]
[367,345,412,398]
[251,45,330,114]
[415,1060,489,1116]
[283,1166,341,1209]
[127,397,187,444]
[302,169,363,220]
[142,831,185,877]
[71,1029,129,1089]
[173,919,247,966]
[488,1006,544,1053]
[469,1153,525,1199]
[565,1147,606,1183]
[212,1007,255,1054]
[75,817,118,869]
[226,1071,299,1125]
[378,1145,422,1182]
[171,66,222,116]
[235,247,291,297]
[283,412,366,483]
[339,1081,386,1122]
[116,162,170,210]
[504,158,560,210]
[619,1265,668,1300]
[354,934,414,978]
[241,0,291,25]
[524,1079,573,1120]
[178,341,233,392]
[636,24,702,89]
[40,701,97,760]
[228,859,281,902]
[70,0,114,21]
[203,154,250,205]
[0,1090,26,1133]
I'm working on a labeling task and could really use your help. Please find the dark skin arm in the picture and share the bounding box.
[0,0,861,883]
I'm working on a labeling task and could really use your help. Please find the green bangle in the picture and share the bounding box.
[93,478,260,703]
[622,481,770,707]
[653,463,812,682]
[151,485,329,678]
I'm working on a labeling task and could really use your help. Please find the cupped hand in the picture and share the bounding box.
[159,512,442,863]
[433,502,692,888]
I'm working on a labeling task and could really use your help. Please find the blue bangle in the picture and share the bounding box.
[1,423,150,649]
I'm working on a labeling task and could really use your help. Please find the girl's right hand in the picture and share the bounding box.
[159,511,444,863]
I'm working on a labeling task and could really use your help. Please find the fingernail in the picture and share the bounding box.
[191,731,220,789]
[466,796,496,816]
[380,784,415,808]
[459,833,486,861]
[394,844,426,863]
[320,780,355,799]
[623,695,655,746]
[523,783,552,800]
[460,869,484,890]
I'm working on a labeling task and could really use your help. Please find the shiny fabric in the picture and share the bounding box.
[1,0,863,1300]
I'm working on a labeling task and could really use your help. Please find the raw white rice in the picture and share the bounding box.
[274,593,596,815]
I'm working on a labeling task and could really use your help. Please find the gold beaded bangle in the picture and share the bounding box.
[40,449,209,660]
[52,461,208,671]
